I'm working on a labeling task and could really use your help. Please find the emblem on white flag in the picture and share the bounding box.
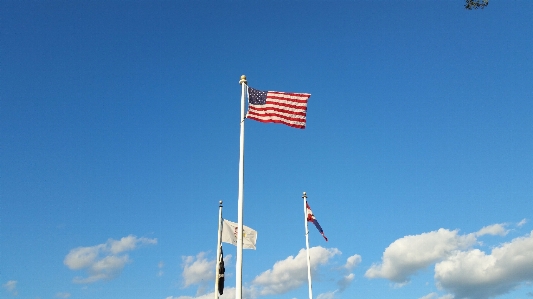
[221,219,257,250]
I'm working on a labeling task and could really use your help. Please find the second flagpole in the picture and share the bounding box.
[303,192,313,299]
[214,201,223,299]
[236,75,247,299]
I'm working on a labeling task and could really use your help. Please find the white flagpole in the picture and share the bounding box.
[236,75,247,299]
[303,192,313,299]
[214,200,223,299]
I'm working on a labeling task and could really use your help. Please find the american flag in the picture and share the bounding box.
[246,86,311,129]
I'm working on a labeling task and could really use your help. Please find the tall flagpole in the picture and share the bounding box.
[214,200,223,299]
[303,192,313,299]
[236,75,247,299]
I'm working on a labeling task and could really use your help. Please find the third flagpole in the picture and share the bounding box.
[303,192,313,299]
[236,75,247,299]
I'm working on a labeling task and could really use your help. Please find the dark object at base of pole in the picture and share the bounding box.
[218,247,225,295]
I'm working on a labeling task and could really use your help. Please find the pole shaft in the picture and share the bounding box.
[214,202,223,299]
[303,192,313,299]
[236,76,247,299]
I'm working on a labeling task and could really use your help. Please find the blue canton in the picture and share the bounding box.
[248,87,267,105]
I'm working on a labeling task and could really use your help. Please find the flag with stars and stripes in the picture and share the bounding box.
[246,86,311,129]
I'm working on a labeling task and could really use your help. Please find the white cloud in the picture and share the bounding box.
[419,293,437,299]
[435,230,533,299]
[518,219,528,227]
[367,222,533,298]
[337,273,354,292]
[64,235,157,283]
[168,293,215,299]
[365,229,476,283]
[2,280,18,295]
[167,287,254,299]
[252,246,340,295]
[108,235,156,254]
[64,244,105,270]
[418,293,439,299]
[418,293,454,299]
[330,253,360,292]
[180,252,234,296]
[476,223,508,237]
[176,247,351,299]
[55,292,71,298]
[158,261,165,277]
[317,290,338,299]
[223,254,232,265]
[343,254,362,271]
[84,255,129,282]
[182,252,215,288]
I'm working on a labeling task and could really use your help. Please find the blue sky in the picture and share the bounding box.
[1,1,532,299]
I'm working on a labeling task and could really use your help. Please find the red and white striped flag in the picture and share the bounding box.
[246,87,311,129]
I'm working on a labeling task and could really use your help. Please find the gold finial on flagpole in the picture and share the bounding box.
[239,75,247,85]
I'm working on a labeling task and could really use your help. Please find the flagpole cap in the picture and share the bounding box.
[302,192,307,198]
[239,75,247,85]
[219,200,223,206]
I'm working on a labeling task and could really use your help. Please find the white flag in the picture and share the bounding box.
[221,219,257,250]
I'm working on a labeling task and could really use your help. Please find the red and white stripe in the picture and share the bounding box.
[247,91,310,129]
